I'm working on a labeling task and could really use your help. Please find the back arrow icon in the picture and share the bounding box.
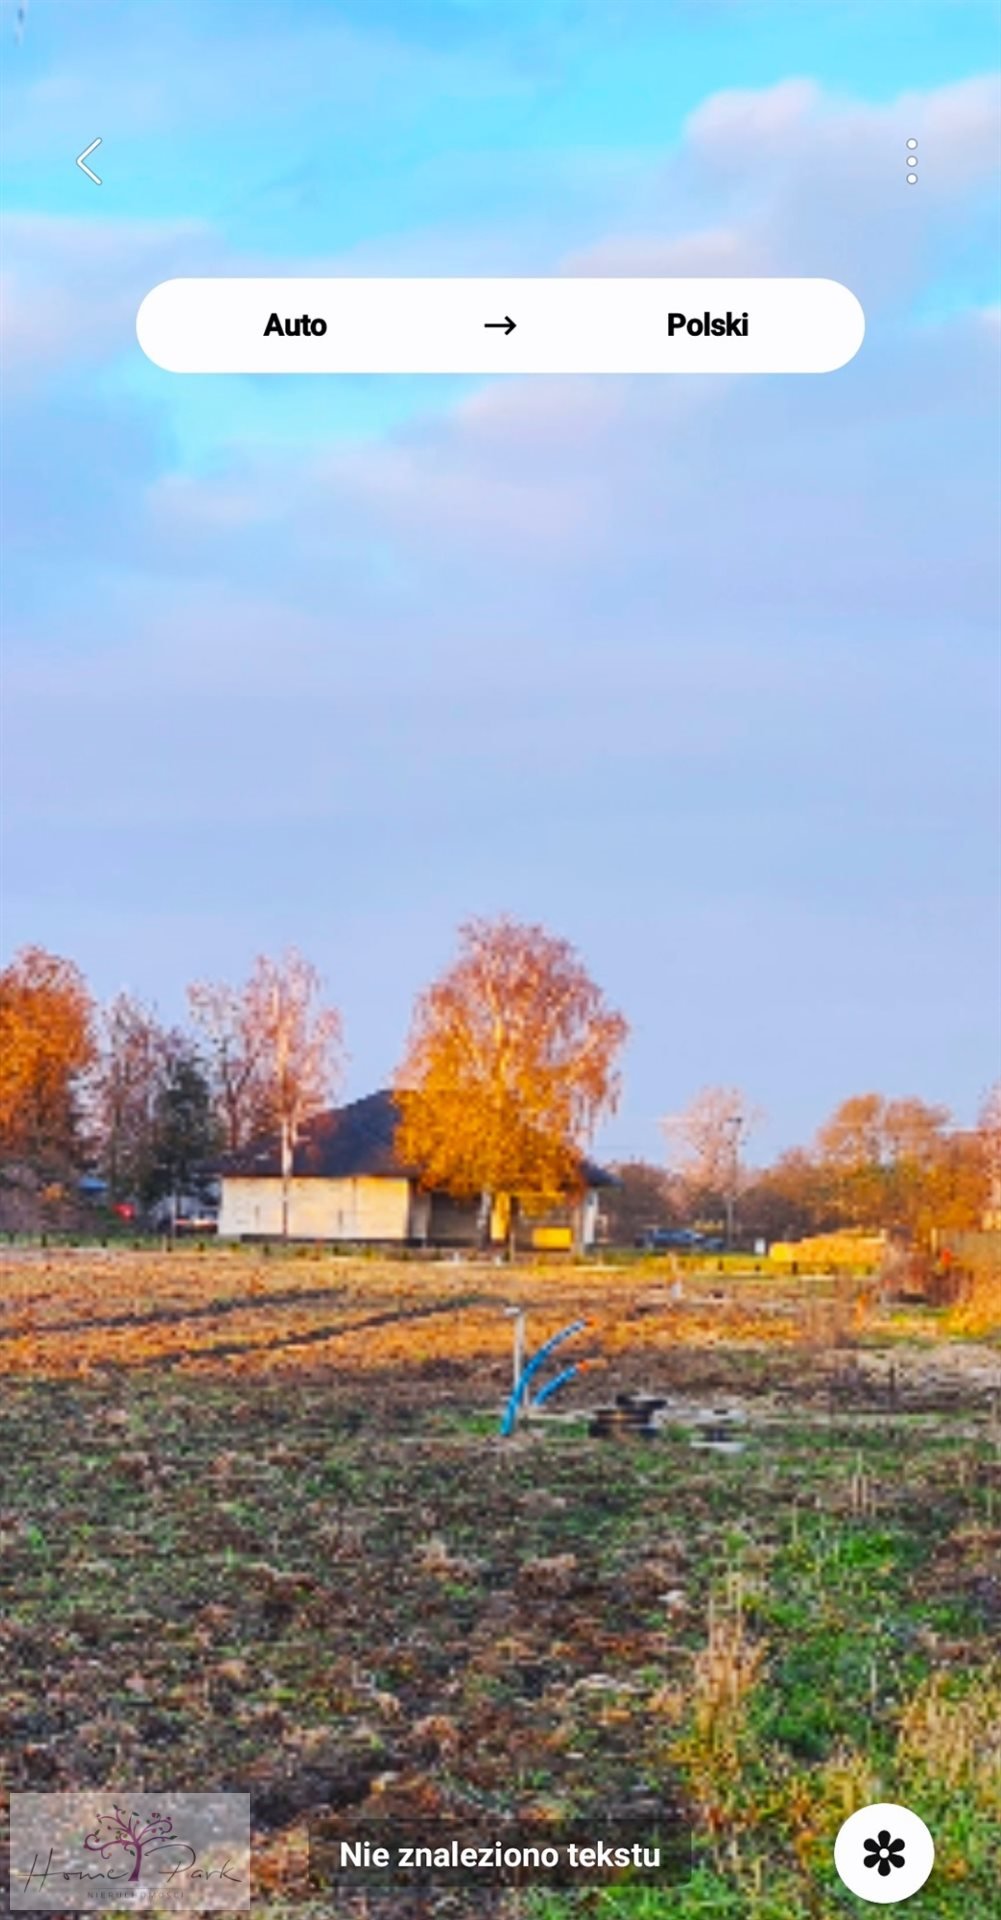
[76,137,102,184]
[484,316,516,335]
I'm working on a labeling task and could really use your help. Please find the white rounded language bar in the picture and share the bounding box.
[136,277,864,375]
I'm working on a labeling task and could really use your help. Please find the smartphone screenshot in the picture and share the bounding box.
[2,3,999,1915]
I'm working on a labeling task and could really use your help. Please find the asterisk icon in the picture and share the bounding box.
[863,1829,906,1877]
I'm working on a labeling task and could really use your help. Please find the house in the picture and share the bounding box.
[215,1088,611,1249]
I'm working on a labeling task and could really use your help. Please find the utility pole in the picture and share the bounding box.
[724,1112,743,1250]
[280,1116,292,1240]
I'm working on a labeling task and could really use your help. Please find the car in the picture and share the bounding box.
[77,1174,109,1200]
[173,1211,218,1236]
[634,1227,701,1250]
[147,1193,219,1236]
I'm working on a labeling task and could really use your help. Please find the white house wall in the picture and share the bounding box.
[217,1175,603,1245]
[218,1176,412,1241]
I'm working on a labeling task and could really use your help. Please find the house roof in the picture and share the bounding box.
[216,1089,613,1188]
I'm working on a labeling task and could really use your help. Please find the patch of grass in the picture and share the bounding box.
[1,1251,997,1916]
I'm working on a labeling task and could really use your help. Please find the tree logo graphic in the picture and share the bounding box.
[84,1806,178,1883]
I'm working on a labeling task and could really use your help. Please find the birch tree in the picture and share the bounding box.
[192,953,343,1235]
[395,916,627,1254]
[662,1086,760,1245]
[246,952,343,1236]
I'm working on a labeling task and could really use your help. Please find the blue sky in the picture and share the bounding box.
[2,0,999,1161]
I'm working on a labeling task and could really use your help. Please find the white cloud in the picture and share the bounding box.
[567,73,1000,299]
[686,75,821,146]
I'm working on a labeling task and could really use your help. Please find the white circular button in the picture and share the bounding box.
[834,1803,935,1903]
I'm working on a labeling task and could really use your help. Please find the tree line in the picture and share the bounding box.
[0,946,342,1208]
[0,922,624,1240]
[0,925,996,1242]
[610,1084,1000,1243]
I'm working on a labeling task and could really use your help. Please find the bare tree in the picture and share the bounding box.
[242,952,344,1237]
[187,979,270,1152]
[661,1086,761,1247]
[89,994,169,1200]
[191,954,343,1233]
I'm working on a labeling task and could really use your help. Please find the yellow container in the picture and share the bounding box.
[532,1225,573,1250]
[770,1232,884,1270]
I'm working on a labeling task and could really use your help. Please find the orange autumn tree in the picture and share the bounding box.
[814,1091,986,1237]
[979,1082,1001,1227]
[0,946,95,1165]
[395,916,627,1252]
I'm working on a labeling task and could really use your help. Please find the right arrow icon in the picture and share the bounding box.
[484,315,516,335]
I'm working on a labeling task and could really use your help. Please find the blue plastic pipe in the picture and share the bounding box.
[532,1363,579,1409]
[500,1318,586,1436]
